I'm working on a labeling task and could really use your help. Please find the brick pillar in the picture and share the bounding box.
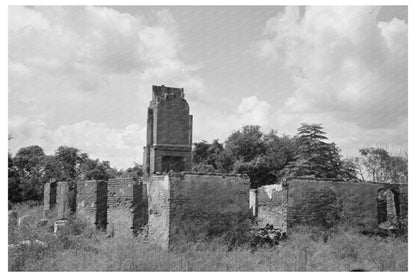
[249,189,257,216]
[57,181,70,220]
[43,182,51,211]
[385,189,398,227]
[76,180,108,230]
[43,180,57,216]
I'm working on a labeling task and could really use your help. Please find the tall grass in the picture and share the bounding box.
[8,202,408,271]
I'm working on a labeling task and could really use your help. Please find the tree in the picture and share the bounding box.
[191,162,216,173]
[8,152,21,202]
[119,162,143,179]
[214,125,297,188]
[13,145,46,201]
[79,158,117,180]
[8,135,21,202]
[9,143,120,203]
[263,131,298,179]
[356,147,407,183]
[192,139,225,172]
[339,157,359,180]
[193,141,211,165]
[283,123,346,179]
[388,155,408,183]
[224,125,265,163]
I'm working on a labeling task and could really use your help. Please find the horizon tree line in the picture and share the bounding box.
[8,123,407,203]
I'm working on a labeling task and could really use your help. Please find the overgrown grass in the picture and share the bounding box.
[8,202,408,271]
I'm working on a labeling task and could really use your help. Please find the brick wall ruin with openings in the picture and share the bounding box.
[76,180,108,230]
[107,178,148,237]
[147,173,251,249]
[286,178,408,231]
[377,183,407,230]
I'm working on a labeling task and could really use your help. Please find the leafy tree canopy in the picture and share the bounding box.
[354,147,407,183]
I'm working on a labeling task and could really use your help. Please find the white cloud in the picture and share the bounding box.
[237,96,271,127]
[9,6,205,168]
[9,6,205,97]
[8,117,146,169]
[191,96,272,145]
[255,6,407,155]
[9,6,50,31]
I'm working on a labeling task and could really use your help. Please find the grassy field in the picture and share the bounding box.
[8,202,408,271]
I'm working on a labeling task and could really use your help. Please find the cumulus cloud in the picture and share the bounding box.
[8,6,204,90]
[255,6,407,155]
[9,117,146,169]
[9,6,205,168]
[237,96,271,127]
[191,96,272,145]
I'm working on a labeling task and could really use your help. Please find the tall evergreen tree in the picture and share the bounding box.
[284,123,344,178]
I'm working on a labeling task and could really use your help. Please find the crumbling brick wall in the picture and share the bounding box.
[147,173,250,249]
[76,180,108,230]
[254,183,288,233]
[286,178,408,231]
[377,184,407,230]
[143,85,193,177]
[107,178,147,237]
[398,184,408,229]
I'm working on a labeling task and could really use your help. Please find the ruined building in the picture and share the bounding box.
[43,85,408,250]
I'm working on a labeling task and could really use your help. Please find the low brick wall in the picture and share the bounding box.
[256,183,288,233]
[147,173,251,249]
[76,180,108,230]
[107,178,147,237]
[286,178,408,230]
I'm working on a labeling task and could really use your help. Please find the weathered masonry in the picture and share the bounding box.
[143,85,193,178]
[44,173,250,248]
[76,180,108,230]
[107,178,147,236]
[250,183,288,233]
[250,178,408,233]
[148,173,250,249]
[43,179,57,216]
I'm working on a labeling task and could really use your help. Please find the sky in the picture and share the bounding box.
[8,5,408,169]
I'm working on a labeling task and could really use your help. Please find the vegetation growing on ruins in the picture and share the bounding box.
[9,202,407,271]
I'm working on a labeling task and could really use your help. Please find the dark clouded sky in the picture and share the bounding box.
[8,6,408,169]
